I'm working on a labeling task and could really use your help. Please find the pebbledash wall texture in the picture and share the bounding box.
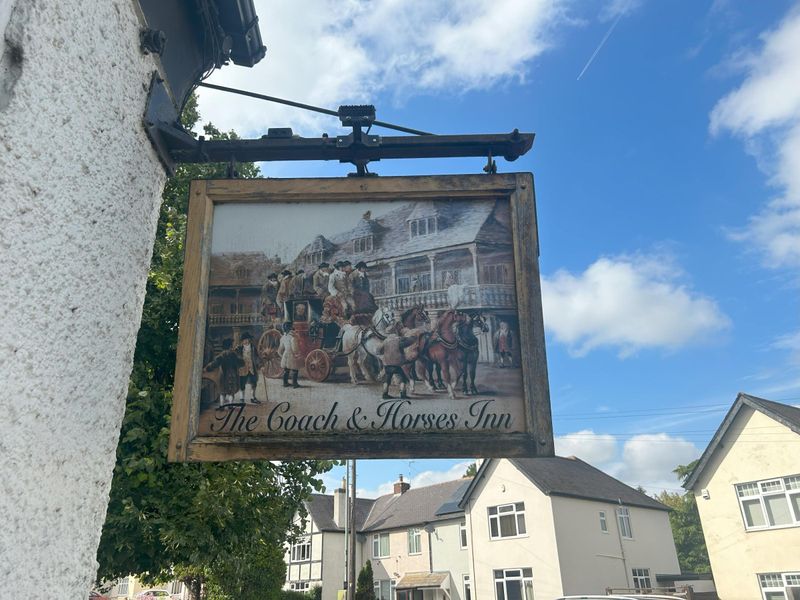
[0,0,166,597]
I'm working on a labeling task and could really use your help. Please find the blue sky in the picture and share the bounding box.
[197,0,800,495]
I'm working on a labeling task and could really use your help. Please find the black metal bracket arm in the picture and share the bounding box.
[163,124,534,173]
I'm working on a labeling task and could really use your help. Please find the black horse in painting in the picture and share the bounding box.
[456,312,489,395]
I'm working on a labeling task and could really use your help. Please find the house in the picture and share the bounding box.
[291,199,520,364]
[684,393,800,600]
[285,457,681,600]
[461,457,681,599]
[105,575,187,599]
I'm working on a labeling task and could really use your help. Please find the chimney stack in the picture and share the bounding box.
[393,474,411,495]
[333,477,347,528]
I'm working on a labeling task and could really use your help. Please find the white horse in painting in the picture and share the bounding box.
[340,307,397,384]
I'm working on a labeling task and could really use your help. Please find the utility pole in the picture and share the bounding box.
[347,460,357,600]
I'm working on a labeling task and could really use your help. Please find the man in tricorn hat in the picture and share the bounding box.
[261,272,280,318]
[328,260,355,315]
[236,332,261,403]
[292,268,307,297]
[312,262,331,299]
[350,260,377,314]
[276,269,293,307]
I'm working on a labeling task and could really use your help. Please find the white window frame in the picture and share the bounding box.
[599,510,608,533]
[169,580,183,594]
[463,574,472,600]
[493,568,534,600]
[459,520,468,549]
[117,577,129,595]
[408,527,422,555]
[737,475,800,531]
[410,217,437,238]
[353,235,374,254]
[291,581,311,592]
[632,568,652,591]
[488,502,527,540]
[372,532,390,558]
[616,506,633,539]
[373,578,394,600]
[759,572,800,600]
[290,535,311,562]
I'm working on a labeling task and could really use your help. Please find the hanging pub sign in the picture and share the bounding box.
[168,174,553,461]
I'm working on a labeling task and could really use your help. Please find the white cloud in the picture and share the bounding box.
[542,254,730,357]
[197,0,569,136]
[357,460,473,499]
[711,7,800,267]
[555,430,701,493]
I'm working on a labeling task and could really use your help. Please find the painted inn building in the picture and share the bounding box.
[292,198,521,364]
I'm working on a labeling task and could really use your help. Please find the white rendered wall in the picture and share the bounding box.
[0,0,166,598]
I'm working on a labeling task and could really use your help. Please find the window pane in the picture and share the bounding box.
[499,514,517,537]
[737,482,760,497]
[496,582,506,600]
[490,518,499,538]
[523,580,535,600]
[786,476,800,490]
[765,495,793,526]
[522,568,532,578]
[517,514,527,535]
[506,581,523,600]
[761,574,784,587]
[764,592,786,600]
[381,534,390,556]
[762,480,784,492]
[744,499,767,527]
[498,504,513,513]
[515,502,524,511]
[381,580,390,600]
[488,507,498,516]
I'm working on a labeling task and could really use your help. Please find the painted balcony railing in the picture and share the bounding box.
[375,284,516,311]
[208,313,266,326]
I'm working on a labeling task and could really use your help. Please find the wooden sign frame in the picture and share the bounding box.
[168,174,553,461]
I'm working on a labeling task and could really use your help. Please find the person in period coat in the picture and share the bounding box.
[381,332,418,400]
[278,321,303,388]
[276,269,293,307]
[328,261,355,316]
[292,269,308,297]
[236,332,261,403]
[312,262,331,298]
[493,320,514,368]
[350,261,378,315]
[260,272,280,318]
[204,338,244,405]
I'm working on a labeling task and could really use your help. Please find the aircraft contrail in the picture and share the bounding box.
[577,13,624,81]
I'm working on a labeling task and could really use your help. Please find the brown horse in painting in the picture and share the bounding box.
[396,304,431,393]
[417,309,467,399]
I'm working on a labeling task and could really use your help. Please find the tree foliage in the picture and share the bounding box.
[355,560,377,600]
[96,96,335,599]
[463,462,478,478]
[654,460,710,574]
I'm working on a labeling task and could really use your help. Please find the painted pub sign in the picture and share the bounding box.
[168,174,553,461]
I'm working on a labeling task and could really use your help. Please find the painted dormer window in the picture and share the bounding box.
[410,217,437,238]
[353,235,374,253]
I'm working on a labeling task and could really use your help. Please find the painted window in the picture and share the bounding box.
[234,267,251,279]
[737,475,800,531]
[290,536,311,562]
[372,278,387,296]
[117,577,129,595]
[483,263,510,284]
[493,568,534,600]
[632,568,652,591]
[488,502,527,539]
[441,269,461,287]
[616,506,633,539]
[410,217,437,238]
[463,574,472,600]
[408,527,422,555]
[759,572,800,600]
[306,251,323,265]
[373,579,395,600]
[353,235,373,253]
[373,532,390,558]
[599,511,608,532]
[459,520,468,549]
[397,276,410,294]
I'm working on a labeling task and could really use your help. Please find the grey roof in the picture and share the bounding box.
[362,479,469,532]
[304,494,375,532]
[293,199,509,268]
[434,479,472,516]
[460,457,669,512]
[684,393,800,490]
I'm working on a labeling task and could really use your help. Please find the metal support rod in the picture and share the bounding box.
[347,460,357,600]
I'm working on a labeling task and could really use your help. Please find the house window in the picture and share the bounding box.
[373,532,390,558]
[759,572,800,600]
[291,536,311,562]
[117,577,129,595]
[463,574,472,600]
[397,276,410,294]
[372,278,387,296]
[410,217,437,238]
[169,581,183,594]
[373,579,394,600]
[493,568,534,600]
[616,506,633,539]
[632,568,652,591]
[291,581,310,592]
[483,264,510,284]
[737,475,800,530]
[599,511,608,533]
[234,267,251,280]
[441,269,461,287]
[415,273,431,291]
[408,528,422,555]
[459,521,468,549]
[353,235,374,253]
[488,502,527,539]
[306,251,323,265]
[209,303,224,315]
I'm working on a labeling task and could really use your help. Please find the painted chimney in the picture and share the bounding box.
[333,477,347,528]
[394,474,411,495]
